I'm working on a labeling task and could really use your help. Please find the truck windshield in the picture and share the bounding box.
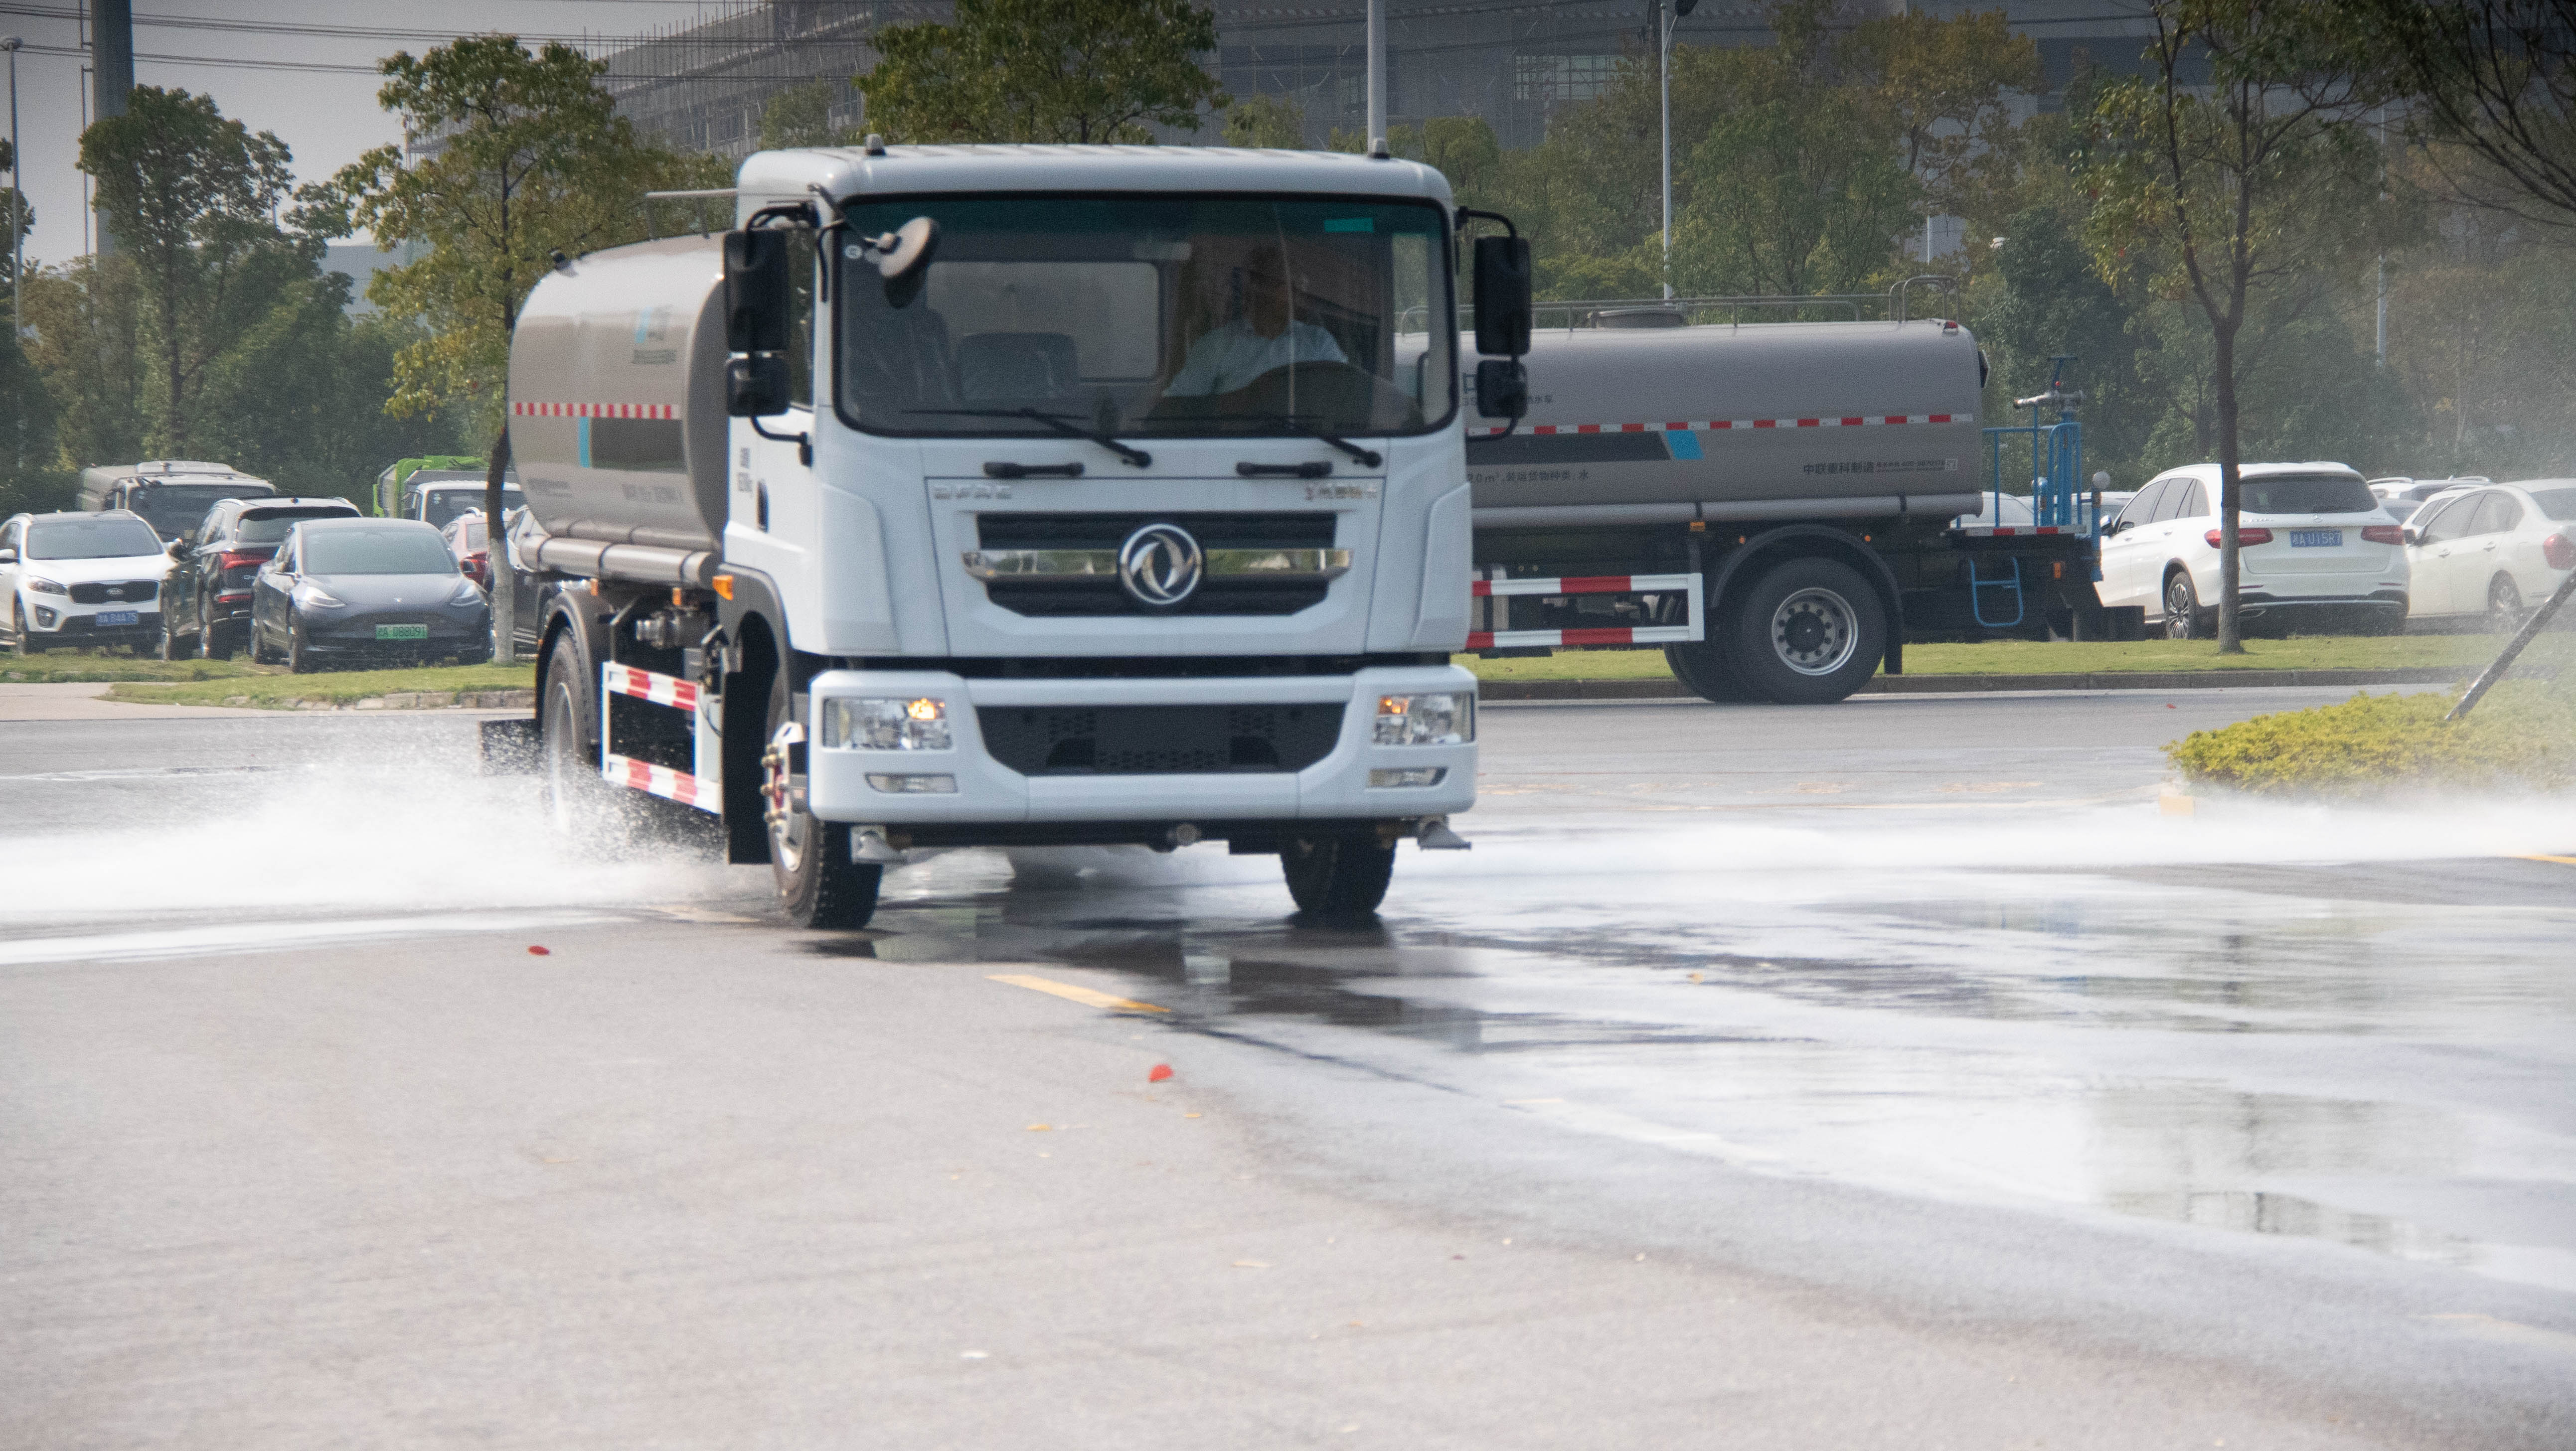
[836,196,1455,441]
[419,486,521,531]
[132,483,270,538]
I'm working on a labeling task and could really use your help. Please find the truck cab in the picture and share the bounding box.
[507,145,1517,928]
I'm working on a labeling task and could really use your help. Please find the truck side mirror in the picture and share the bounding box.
[724,229,793,354]
[1474,359,1528,421]
[727,355,791,418]
[1472,234,1533,357]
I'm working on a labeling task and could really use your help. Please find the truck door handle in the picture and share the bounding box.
[984,461,1083,479]
[1237,461,1332,478]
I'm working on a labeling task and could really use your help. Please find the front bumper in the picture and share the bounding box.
[298,608,491,655]
[805,664,1478,830]
[23,604,164,644]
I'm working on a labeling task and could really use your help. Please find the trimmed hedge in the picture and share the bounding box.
[2165,682,2576,796]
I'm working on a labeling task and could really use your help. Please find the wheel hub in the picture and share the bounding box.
[1771,587,1857,675]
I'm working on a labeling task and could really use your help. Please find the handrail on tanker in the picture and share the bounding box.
[1440,275,1962,335]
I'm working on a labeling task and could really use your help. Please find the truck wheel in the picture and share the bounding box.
[2164,571,2205,639]
[1663,639,1760,703]
[541,634,626,839]
[1282,834,1395,920]
[764,669,882,930]
[1728,558,1885,705]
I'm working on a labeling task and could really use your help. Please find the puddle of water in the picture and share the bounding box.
[824,808,2576,1294]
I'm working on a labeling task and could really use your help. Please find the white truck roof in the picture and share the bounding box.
[734,144,1455,214]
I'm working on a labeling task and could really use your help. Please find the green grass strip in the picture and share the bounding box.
[2166,680,2576,797]
[103,663,537,709]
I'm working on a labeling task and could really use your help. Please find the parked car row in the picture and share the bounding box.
[2,507,492,669]
[2097,462,2575,637]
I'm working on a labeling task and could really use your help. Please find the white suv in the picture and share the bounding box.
[0,510,176,654]
[2098,463,2408,637]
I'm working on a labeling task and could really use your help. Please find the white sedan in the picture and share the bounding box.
[2400,479,2576,630]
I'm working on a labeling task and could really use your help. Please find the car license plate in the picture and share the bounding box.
[2289,529,2343,548]
[375,623,430,640]
[96,610,139,626]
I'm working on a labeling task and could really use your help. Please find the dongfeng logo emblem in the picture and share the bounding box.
[1118,523,1203,608]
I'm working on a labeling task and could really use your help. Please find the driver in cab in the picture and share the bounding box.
[1163,236,1346,397]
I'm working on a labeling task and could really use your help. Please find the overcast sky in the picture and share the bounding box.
[3,1,735,264]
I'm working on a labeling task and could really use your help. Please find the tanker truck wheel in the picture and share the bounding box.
[1282,834,1394,921]
[1729,558,1885,705]
[540,634,632,843]
[1663,638,1761,703]
[763,669,882,930]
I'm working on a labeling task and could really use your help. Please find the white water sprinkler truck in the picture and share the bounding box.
[494,143,2111,929]
[494,144,1526,928]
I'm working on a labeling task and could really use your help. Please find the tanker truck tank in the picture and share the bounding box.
[1454,319,1986,527]
[505,237,732,584]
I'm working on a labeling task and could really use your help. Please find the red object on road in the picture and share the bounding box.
[1148,1063,1173,1082]
[527,945,551,956]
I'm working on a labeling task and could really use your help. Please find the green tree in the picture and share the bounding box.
[332,35,686,659]
[1674,76,1918,298]
[858,0,1227,144]
[1224,93,1307,149]
[21,256,147,476]
[1844,5,2044,224]
[78,87,314,458]
[2344,0,2576,230]
[760,79,849,150]
[2081,0,2387,650]
[1976,206,2154,484]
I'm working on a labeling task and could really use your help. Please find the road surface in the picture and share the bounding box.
[3,685,2570,1449]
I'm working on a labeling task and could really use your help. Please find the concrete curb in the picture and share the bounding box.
[1479,667,2468,702]
[208,688,538,712]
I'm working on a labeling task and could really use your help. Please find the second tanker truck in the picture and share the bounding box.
[1447,306,2118,706]
[495,143,1527,929]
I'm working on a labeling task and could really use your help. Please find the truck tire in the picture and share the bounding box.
[764,669,882,930]
[1728,557,1885,705]
[1663,639,1760,703]
[540,634,626,839]
[1282,834,1395,920]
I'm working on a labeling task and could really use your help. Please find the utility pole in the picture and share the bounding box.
[1365,0,1386,156]
[1660,0,1697,300]
[2374,106,2389,367]
[91,0,132,257]
[2,36,18,478]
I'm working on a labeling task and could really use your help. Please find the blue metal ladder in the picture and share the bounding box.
[1969,557,2025,628]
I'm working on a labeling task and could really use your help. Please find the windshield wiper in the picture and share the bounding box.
[905,408,1151,468]
[1220,412,1383,467]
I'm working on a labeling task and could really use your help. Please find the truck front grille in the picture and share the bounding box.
[977,703,1344,775]
[971,512,1339,617]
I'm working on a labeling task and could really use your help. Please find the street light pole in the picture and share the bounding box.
[1660,0,1696,301]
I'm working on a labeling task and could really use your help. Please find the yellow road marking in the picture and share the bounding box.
[2520,855,2576,866]
[988,973,1170,1014]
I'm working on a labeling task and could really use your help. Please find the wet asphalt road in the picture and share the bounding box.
[2,685,2573,1449]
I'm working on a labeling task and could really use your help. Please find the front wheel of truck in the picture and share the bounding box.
[764,670,882,930]
[1282,834,1395,921]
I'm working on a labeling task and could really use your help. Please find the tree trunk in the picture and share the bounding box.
[2211,319,2244,654]
[485,426,514,666]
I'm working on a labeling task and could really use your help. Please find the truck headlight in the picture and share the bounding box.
[1374,693,1473,746]
[867,772,958,793]
[821,696,952,750]
[1368,767,1448,788]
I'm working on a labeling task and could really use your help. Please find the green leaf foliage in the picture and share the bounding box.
[2167,681,2576,797]
[858,0,1226,145]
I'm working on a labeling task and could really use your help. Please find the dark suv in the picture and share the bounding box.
[161,497,361,659]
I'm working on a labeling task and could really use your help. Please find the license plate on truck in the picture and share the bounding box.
[375,623,429,640]
[96,610,139,626]
[2290,530,2343,547]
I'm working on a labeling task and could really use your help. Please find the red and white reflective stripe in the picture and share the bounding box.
[1466,625,1697,650]
[603,661,700,712]
[1471,572,1695,598]
[603,752,720,814]
[510,401,678,419]
[1953,526,2069,537]
[1474,413,1963,438]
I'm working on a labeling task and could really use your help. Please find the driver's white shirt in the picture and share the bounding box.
[1165,318,1347,397]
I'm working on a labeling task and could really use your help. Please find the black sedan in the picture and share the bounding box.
[160,497,360,660]
[247,518,492,673]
